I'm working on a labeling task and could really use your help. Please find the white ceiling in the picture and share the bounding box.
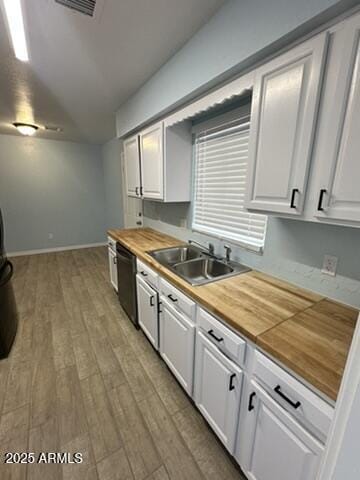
[0,0,226,144]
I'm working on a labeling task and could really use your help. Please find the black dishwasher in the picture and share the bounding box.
[116,242,138,328]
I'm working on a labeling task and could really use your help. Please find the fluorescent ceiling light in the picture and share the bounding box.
[13,122,38,136]
[3,0,29,61]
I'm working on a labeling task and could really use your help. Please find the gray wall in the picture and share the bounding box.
[116,0,359,136]
[143,202,360,308]
[102,137,124,230]
[0,134,107,253]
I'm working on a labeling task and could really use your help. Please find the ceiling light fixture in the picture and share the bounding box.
[13,122,38,136]
[2,0,29,61]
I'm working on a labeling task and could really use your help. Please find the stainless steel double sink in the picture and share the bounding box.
[147,245,251,286]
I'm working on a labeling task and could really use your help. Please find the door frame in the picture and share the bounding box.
[121,151,143,228]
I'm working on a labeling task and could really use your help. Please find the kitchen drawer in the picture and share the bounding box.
[107,236,116,252]
[253,350,334,439]
[159,278,196,320]
[137,259,159,290]
[197,308,246,367]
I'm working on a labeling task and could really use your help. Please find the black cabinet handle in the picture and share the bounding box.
[274,385,301,409]
[140,186,143,196]
[158,301,162,314]
[229,373,236,391]
[208,329,223,343]
[248,392,256,411]
[141,271,148,277]
[113,256,117,265]
[317,189,327,211]
[150,295,155,307]
[290,188,299,209]
[135,187,139,196]
[167,294,178,302]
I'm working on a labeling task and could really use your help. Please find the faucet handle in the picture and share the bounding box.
[224,245,232,262]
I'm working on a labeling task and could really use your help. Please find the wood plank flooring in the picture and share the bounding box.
[0,247,246,480]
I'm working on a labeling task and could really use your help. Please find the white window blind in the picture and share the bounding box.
[192,110,267,251]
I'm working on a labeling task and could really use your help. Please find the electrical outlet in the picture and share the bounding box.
[322,255,338,277]
[48,233,54,240]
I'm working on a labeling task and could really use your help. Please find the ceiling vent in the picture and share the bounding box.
[55,0,96,17]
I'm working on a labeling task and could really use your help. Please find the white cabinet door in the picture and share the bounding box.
[194,331,243,454]
[245,33,328,215]
[124,135,141,198]
[242,381,323,480]
[137,275,158,349]
[108,248,118,292]
[159,298,195,395]
[140,122,164,200]
[312,14,360,223]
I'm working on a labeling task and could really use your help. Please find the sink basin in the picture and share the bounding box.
[148,245,203,266]
[147,245,251,285]
[173,257,233,283]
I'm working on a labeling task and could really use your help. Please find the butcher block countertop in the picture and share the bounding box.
[108,227,358,401]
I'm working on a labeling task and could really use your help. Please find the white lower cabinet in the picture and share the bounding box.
[194,331,243,454]
[159,297,195,395]
[238,380,324,480]
[108,237,118,292]
[136,275,159,349]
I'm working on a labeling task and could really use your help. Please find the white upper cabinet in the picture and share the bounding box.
[245,33,328,215]
[140,121,164,200]
[311,13,360,224]
[124,135,141,198]
[123,121,192,202]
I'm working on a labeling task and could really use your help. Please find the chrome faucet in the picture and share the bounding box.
[189,240,215,256]
[224,245,232,262]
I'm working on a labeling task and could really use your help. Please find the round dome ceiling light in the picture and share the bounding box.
[13,122,39,136]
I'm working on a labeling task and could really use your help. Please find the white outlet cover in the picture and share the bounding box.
[322,254,338,277]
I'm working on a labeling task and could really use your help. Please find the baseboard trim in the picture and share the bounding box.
[7,242,107,257]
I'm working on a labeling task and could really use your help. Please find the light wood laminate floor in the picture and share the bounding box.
[0,247,246,480]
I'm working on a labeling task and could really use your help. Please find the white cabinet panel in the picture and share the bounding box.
[241,381,323,480]
[159,298,195,395]
[124,135,141,198]
[140,122,164,200]
[246,33,328,215]
[137,275,158,349]
[194,331,243,454]
[108,248,118,292]
[312,14,360,223]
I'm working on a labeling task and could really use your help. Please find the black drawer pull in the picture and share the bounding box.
[208,329,223,342]
[167,294,178,302]
[274,385,301,409]
[141,271,148,277]
[248,392,256,411]
[317,189,327,211]
[290,188,299,209]
[150,295,155,307]
[158,301,162,314]
[229,373,236,391]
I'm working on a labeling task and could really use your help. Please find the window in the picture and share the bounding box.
[192,105,267,251]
